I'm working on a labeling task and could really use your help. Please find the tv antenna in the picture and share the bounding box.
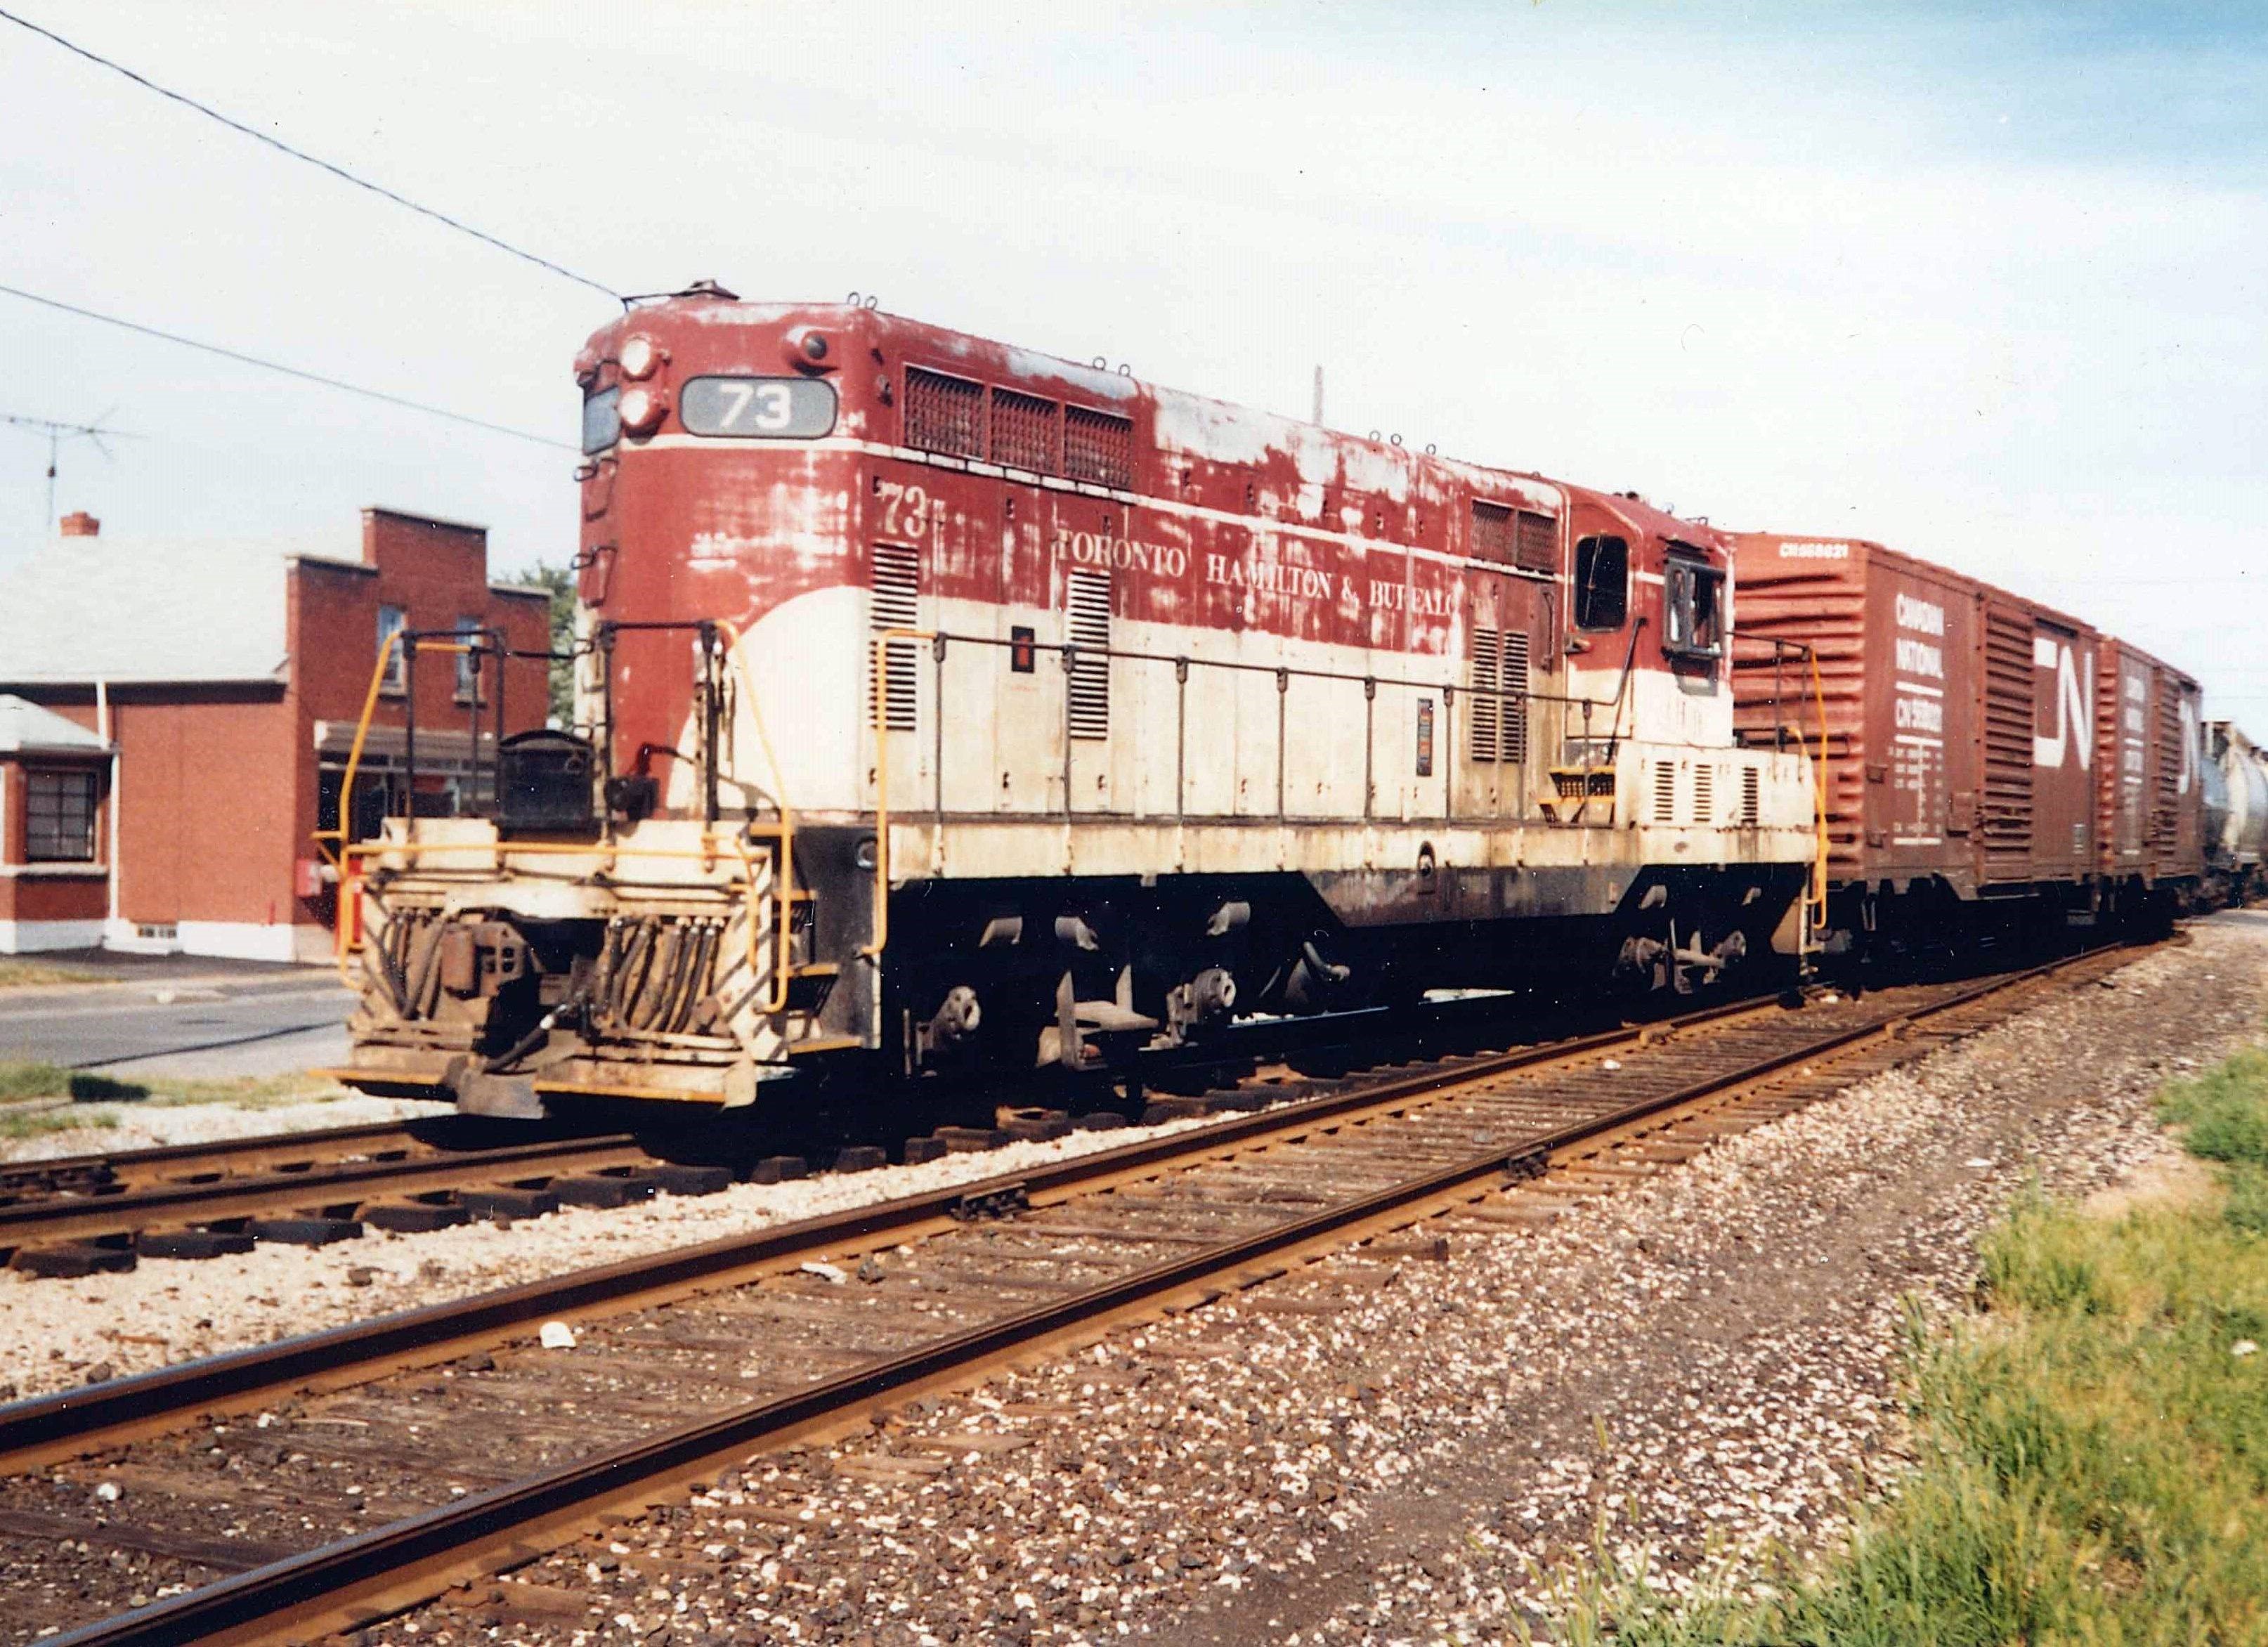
[0,409,134,532]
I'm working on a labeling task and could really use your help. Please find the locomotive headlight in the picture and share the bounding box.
[618,385,667,436]
[619,334,661,380]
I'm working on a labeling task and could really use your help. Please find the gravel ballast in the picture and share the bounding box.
[0,1111,1225,1400]
[342,913,2268,1646]
[0,1092,448,1163]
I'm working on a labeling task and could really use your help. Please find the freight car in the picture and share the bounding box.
[321,288,1821,1117]
[1731,533,2203,970]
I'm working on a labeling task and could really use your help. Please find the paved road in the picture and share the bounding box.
[0,972,355,1081]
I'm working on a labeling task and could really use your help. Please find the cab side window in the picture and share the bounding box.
[1663,556,1726,659]
[1572,536,1628,630]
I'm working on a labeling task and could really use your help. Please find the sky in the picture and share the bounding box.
[1,1,2262,709]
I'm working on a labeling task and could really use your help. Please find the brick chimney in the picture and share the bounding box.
[58,511,100,538]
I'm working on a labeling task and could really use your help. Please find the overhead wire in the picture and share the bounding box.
[0,4,621,301]
[0,282,575,450]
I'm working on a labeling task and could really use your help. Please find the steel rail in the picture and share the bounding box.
[0,1119,431,1193]
[38,948,2127,1647]
[0,1117,609,1198]
[0,996,1768,1470]
[0,1132,649,1248]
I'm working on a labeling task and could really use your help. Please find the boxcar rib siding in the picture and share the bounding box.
[1981,604,2035,879]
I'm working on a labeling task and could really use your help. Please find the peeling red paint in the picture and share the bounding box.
[575,297,1742,814]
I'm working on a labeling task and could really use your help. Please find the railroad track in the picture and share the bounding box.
[0,942,2149,1646]
[0,1121,735,1277]
[0,982,1728,1278]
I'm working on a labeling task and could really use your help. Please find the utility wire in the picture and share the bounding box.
[0,4,621,301]
[0,282,575,450]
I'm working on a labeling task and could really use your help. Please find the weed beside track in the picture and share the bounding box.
[1546,1033,2268,1646]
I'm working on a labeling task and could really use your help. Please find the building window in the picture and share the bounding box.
[1572,536,1629,631]
[454,615,483,703]
[1663,556,1726,660]
[377,604,408,694]
[25,769,98,863]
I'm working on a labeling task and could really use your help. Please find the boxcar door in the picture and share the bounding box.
[2106,643,2151,871]
[2029,618,2096,881]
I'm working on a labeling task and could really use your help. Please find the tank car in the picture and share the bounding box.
[2205,721,2268,904]
[326,287,1819,1117]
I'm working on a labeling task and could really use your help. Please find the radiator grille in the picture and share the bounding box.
[1515,509,1557,573]
[1470,501,1513,563]
[1741,765,1761,825]
[1067,570,1112,740]
[1064,405,1133,488]
[991,387,1058,474]
[1693,764,1715,826]
[1653,760,1678,824]
[904,367,985,460]
[870,545,920,732]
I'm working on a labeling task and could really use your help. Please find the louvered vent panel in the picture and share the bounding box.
[1067,570,1113,741]
[1501,630,1530,764]
[1653,761,1679,824]
[1064,405,1133,488]
[1741,766,1761,825]
[904,367,985,459]
[2151,691,2182,849]
[1982,609,2037,873]
[991,387,1058,474]
[1693,764,1715,826]
[870,545,920,732]
[1514,510,1558,573]
[1470,501,1514,564]
[1469,627,1501,761]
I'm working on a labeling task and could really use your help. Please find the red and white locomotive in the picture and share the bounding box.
[333,286,1821,1115]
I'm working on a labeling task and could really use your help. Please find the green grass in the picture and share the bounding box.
[0,958,105,989]
[0,1105,119,1141]
[1535,1041,2268,1646]
[0,1060,351,1110]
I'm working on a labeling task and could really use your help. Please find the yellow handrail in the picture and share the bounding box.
[328,620,809,1022]
[711,618,797,1015]
[312,629,407,870]
[862,626,934,958]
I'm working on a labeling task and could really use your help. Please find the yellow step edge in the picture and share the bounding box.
[785,1034,866,1057]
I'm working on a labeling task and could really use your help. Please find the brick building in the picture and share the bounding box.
[0,507,551,960]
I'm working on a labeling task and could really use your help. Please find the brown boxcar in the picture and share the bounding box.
[2095,636,2205,894]
[1729,533,2154,960]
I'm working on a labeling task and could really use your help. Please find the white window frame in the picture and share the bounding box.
[377,604,409,696]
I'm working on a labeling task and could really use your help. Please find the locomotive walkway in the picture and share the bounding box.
[0,942,2156,1645]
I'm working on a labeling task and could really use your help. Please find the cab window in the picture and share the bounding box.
[1663,555,1726,660]
[1572,535,1628,630]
